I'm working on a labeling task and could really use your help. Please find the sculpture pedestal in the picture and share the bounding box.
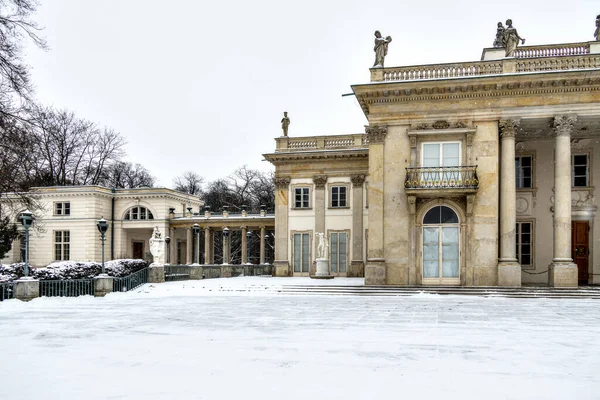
[148,264,165,283]
[94,274,114,297]
[311,258,333,279]
[14,277,39,301]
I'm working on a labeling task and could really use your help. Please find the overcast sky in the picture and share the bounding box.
[23,0,599,188]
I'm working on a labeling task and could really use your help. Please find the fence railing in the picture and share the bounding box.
[0,282,14,301]
[39,279,95,297]
[405,166,479,189]
[165,265,191,281]
[113,268,149,292]
[513,42,590,58]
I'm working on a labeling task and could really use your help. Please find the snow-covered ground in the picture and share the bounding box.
[1,277,599,400]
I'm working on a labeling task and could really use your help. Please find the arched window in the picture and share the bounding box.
[124,206,154,220]
[423,206,459,281]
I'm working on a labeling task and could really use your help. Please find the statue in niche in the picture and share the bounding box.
[316,232,329,259]
[281,111,290,136]
[493,22,506,47]
[504,19,525,57]
[373,30,392,68]
[595,14,599,41]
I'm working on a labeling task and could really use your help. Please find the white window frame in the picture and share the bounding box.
[330,185,349,208]
[292,231,311,275]
[329,230,349,275]
[515,155,534,189]
[420,141,462,167]
[54,230,70,261]
[54,202,71,216]
[124,206,154,220]
[572,153,590,188]
[293,187,310,209]
[516,220,535,270]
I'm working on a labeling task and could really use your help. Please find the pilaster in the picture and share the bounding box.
[204,227,211,264]
[350,174,366,277]
[274,177,291,276]
[313,175,328,237]
[241,226,248,264]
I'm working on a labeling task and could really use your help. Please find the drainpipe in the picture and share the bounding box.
[111,187,116,259]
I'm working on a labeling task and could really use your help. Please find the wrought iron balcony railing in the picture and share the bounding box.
[405,166,478,190]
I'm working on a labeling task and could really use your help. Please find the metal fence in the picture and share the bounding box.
[165,265,191,281]
[39,279,95,297]
[113,267,149,292]
[0,282,14,301]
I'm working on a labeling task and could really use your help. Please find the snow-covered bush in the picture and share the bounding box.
[0,259,148,282]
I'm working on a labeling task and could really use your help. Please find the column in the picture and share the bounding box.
[185,228,193,264]
[497,119,521,287]
[350,174,366,277]
[273,177,290,276]
[222,228,230,265]
[313,175,327,236]
[550,115,579,287]
[241,226,248,264]
[204,227,211,264]
[259,226,266,264]
[365,125,387,285]
[169,227,176,264]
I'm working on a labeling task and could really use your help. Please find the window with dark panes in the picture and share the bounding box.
[515,156,532,188]
[516,222,532,267]
[572,154,589,187]
[54,231,70,261]
[331,186,347,208]
[294,187,310,208]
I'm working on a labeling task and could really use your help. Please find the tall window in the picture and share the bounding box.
[516,222,532,268]
[124,206,154,220]
[293,233,310,273]
[422,206,460,281]
[294,187,310,209]
[331,186,347,208]
[54,231,70,261]
[54,202,71,216]
[572,154,589,187]
[515,156,532,188]
[330,232,347,274]
[422,142,461,167]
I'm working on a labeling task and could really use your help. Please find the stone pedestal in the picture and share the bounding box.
[590,42,600,54]
[549,262,578,288]
[94,274,114,297]
[498,262,522,287]
[148,264,165,283]
[14,278,39,301]
[189,265,203,280]
[481,47,506,60]
[274,260,290,277]
[221,264,233,278]
[311,258,333,279]
[365,258,386,285]
[348,261,365,277]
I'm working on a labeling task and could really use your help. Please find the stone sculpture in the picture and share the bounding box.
[149,226,165,264]
[595,14,599,41]
[316,232,329,259]
[281,111,290,136]
[504,19,525,57]
[493,22,506,47]
[373,30,392,68]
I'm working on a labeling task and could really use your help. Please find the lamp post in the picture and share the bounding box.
[165,236,171,264]
[18,210,33,277]
[246,230,252,264]
[223,227,230,264]
[192,223,200,264]
[96,217,109,274]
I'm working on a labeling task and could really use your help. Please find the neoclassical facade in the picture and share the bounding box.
[265,39,600,287]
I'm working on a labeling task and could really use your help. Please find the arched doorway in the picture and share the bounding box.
[422,205,460,285]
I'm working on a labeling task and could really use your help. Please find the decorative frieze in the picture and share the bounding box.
[554,115,578,137]
[350,174,366,187]
[365,125,387,144]
[498,119,521,139]
[413,121,469,130]
[274,177,291,189]
[312,175,328,188]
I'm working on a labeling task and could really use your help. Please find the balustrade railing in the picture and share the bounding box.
[513,43,590,58]
[40,279,95,297]
[0,282,14,301]
[382,61,503,82]
[275,134,368,152]
[405,166,478,190]
[516,54,600,72]
[113,268,149,292]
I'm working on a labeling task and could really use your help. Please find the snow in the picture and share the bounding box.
[1,277,599,400]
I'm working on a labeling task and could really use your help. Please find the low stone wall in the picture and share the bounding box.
[164,264,273,281]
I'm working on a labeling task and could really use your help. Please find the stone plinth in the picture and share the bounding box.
[498,262,522,287]
[189,265,203,280]
[274,260,290,277]
[311,258,333,279]
[148,264,165,283]
[221,265,233,278]
[348,261,365,277]
[14,278,39,301]
[549,263,578,288]
[94,274,114,297]
[365,259,386,285]
[590,42,600,54]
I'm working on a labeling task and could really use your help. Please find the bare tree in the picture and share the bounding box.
[173,171,204,196]
[99,161,155,189]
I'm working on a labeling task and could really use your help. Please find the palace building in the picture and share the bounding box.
[265,38,600,288]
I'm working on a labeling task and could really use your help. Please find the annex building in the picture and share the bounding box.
[265,37,600,288]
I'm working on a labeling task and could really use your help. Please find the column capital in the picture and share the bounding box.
[498,119,521,139]
[350,174,366,187]
[365,125,387,144]
[274,177,290,189]
[554,115,578,137]
[313,175,328,188]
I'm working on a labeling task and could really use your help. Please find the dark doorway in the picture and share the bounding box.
[572,221,589,283]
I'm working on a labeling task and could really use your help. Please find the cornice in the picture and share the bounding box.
[264,149,369,163]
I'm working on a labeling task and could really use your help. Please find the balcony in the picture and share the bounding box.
[404,166,478,197]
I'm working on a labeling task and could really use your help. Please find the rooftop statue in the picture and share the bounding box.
[281,111,290,136]
[373,30,392,68]
[595,14,599,41]
[493,22,506,47]
[504,19,525,57]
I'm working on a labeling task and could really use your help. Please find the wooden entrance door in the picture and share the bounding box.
[133,241,144,259]
[572,221,589,283]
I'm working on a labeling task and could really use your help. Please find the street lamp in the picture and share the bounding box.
[165,236,171,264]
[246,230,252,264]
[192,223,200,264]
[97,217,109,274]
[18,210,33,277]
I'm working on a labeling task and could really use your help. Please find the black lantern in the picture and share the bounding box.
[18,210,34,277]
[165,236,171,264]
[97,217,109,274]
[223,227,230,237]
